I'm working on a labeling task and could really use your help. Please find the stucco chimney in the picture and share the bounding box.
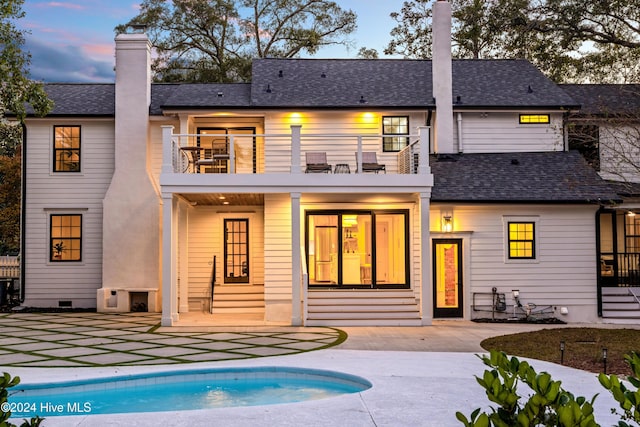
[432,0,454,154]
[100,32,160,308]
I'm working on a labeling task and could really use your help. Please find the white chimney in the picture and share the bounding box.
[432,0,454,154]
[101,32,160,306]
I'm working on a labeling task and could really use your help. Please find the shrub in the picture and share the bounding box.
[456,350,598,427]
[599,351,640,427]
[0,372,44,427]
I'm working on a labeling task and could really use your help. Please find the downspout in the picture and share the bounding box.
[19,123,26,302]
[426,109,433,153]
[457,112,463,153]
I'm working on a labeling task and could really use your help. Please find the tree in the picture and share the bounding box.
[0,0,53,255]
[116,0,357,83]
[381,0,640,83]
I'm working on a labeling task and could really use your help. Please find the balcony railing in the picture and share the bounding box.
[600,252,640,287]
[161,125,430,176]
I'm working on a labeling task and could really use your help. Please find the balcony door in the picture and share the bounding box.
[197,127,255,173]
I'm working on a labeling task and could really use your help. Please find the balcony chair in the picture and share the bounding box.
[196,140,230,173]
[358,152,386,173]
[305,152,332,173]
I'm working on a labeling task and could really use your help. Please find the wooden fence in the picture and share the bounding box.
[0,256,20,278]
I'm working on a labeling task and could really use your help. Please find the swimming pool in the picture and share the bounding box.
[5,366,371,417]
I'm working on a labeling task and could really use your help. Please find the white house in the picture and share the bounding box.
[19,1,628,326]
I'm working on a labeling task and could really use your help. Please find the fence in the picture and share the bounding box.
[0,256,20,278]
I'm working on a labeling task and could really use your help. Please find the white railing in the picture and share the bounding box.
[0,256,19,278]
[162,125,431,175]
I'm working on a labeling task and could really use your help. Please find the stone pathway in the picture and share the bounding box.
[0,312,344,367]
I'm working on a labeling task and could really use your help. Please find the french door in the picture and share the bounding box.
[306,210,409,289]
[433,239,463,318]
[224,219,249,283]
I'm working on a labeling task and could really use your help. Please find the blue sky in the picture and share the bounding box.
[20,0,404,83]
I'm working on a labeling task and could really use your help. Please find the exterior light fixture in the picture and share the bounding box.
[628,211,636,217]
[603,348,608,374]
[441,212,453,233]
[560,341,565,365]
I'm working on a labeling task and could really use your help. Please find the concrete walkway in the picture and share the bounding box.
[0,312,633,426]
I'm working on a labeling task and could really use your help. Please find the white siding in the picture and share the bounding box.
[185,206,265,305]
[23,119,115,307]
[265,111,427,174]
[454,112,564,153]
[431,204,599,321]
[598,123,640,183]
[264,194,293,303]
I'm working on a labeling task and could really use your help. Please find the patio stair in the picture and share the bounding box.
[211,284,265,315]
[306,289,422,326]
[601,287,640,322]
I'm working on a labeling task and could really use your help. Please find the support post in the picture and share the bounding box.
[291,125,302,174]
[420,192,432,325]
[161,193,179,326]
[161,125,174,174]
[356,136,363,173]
[418,126,431,175]
[291,192,302,325]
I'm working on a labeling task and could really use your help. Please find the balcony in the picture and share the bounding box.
[160,125,433,195]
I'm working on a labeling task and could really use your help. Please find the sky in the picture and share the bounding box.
[19,0,405,83]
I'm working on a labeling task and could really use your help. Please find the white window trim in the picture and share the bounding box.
[502,215,540,264]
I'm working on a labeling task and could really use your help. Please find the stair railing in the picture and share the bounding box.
[210,255,216,314]
[301,244,309,325]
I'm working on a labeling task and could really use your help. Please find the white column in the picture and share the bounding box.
[161,125,174,174]
[356,136,363,173]
[161,193,179,326]
[291,192,302,325]
[418,126,431,175]
[420,192,432,325]
[178,201,189,313]
[290,125,302,174]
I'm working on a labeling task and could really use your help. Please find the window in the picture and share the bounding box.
[50,214,82,262]
[382,116,409,152]
[519,114,550,124]
[508,222,535,259]
[224,219,249,283]
[53,126,81,172]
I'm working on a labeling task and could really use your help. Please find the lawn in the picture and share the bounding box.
[481,327,640,376]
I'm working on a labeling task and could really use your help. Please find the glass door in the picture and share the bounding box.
[224,219,249,283]
[433,239,463,318]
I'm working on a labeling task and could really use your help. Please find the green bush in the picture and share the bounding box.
[599,351,640,427]
[456,350,598,427]
[0,372,44,427]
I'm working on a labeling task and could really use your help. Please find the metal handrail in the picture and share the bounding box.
[301,244,308,325]
[210,255,216,314]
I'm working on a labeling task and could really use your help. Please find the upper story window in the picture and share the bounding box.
[50,214,82,262]
[519,114,550,124]
[382,116,409,152]
[508,222,536,259]
[53,126,81,172]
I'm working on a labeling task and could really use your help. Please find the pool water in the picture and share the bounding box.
[7,367,371,417]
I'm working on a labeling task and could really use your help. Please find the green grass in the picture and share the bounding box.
[481,327,640,375]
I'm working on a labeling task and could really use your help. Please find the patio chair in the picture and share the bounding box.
[305,152,332,173]
[358,152,386,173]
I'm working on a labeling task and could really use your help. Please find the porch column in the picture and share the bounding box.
[161,125,174,174]
[178,201,189,313]
[291,192,302,325]
[291,125,302,174]
[161,192,179,326]
[418,126,431,175]
[420,191,433,325]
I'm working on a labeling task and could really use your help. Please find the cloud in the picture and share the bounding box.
[42,2,86,11]
[25,37,114,83]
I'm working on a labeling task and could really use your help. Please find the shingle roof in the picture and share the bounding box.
[158,83,252,111]
[430,151,620,203]
[34,59,577,114]
[30,84,115,116]
[560,84,640,115]
[250,58,578,109]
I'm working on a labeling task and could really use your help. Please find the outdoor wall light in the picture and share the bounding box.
[441,212,453,232]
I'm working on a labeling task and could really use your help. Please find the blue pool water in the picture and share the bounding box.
[6,367,371,417]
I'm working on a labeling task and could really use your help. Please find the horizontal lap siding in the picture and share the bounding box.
[449,205,598,306]
[24,120,115,307]
[264,194,292,300]
[458,112,564,153]
[265,111,425,174]
[187,207,265,300]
